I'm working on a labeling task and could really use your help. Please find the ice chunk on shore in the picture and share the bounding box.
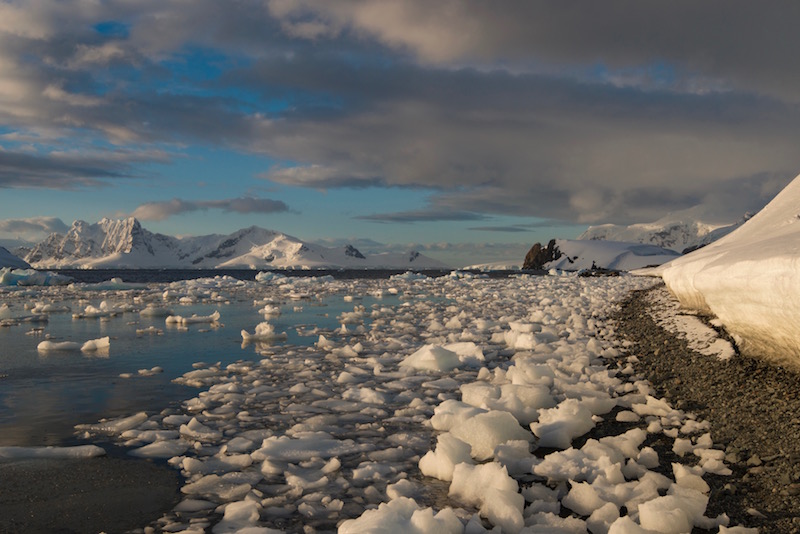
[531,399,597,449]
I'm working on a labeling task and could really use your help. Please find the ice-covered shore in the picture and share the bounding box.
[55,271,757,533]
[654,173,800,369]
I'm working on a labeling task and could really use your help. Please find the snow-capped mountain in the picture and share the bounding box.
[579,210,748,253]
[0,246,30,269]
[24,218,450,270]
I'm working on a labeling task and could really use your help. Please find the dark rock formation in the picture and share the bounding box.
[522,239,562,270]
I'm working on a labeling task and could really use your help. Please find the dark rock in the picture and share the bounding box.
[522,239,562,270]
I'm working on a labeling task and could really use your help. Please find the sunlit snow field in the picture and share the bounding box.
[0,270,752,533]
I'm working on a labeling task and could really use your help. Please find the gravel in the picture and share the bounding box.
[0,455,181,534]
[613,282,800,533]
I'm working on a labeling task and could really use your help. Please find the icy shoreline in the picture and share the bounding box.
[32,272,755,533]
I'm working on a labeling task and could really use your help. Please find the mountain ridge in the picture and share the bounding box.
[23,217,449,270]
[579,210,749,253]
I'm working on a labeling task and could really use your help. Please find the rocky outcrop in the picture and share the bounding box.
[522,239,562,270]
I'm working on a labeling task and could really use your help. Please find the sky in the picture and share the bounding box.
[1,1,800,267]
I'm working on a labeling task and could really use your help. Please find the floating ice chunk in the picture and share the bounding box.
[140,304,174,317]
[450,462,524,533]
[76,412,149,435]
[531,399,596,449]
[418,433,474,481]
[0,444,105,459]
[81,336,110,352]
[255,271,287,283]
[166,310,220,325]
[450,410,533,461]
[37,340,82,351]
[400,345,461,372]
[0,268,72,286]
[339,497,462,534]
[241,322,287,344]
[181,474,252,502]
[251,432,371,462]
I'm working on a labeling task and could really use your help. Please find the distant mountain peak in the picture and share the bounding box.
[24,218,449,270]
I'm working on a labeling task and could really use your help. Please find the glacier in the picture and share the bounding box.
[23,217,449,270]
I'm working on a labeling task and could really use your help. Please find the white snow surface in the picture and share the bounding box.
[655,173,800,367]
[24,217,449,270]
[545,239,680,271]
[59,272,754,533]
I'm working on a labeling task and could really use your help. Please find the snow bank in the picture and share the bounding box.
[658,172,800,367]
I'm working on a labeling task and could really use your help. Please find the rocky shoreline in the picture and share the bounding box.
[613,282,800,533]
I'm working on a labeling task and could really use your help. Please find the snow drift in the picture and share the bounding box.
[657,173,800,367]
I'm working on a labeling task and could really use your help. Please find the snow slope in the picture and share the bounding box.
[24,218,449,270]
[545,239,680,271]
[657,173,800,367]
[580,209,745,253]
[0,246,30,269]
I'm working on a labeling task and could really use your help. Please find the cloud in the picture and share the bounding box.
[1,1,799,228]
[267,1,800,101]
[355,209,488,223]
[468,226,530,233]
[0,216,69,241]
[131,196,291,221]
[0,150,134,188]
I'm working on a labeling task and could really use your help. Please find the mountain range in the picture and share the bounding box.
[578,210,750,253]
[12,218,449,270]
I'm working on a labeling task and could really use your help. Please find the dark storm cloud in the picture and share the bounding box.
[0,150,133,188]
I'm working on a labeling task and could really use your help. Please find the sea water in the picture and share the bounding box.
[0,270,419,447]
